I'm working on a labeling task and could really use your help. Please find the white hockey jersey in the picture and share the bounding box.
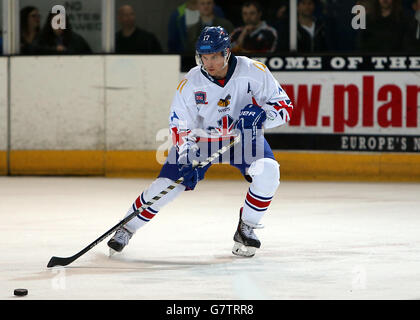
[169,55,293,148]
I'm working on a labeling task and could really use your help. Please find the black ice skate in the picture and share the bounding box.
[107,227,133,256]
[232,208,264,257]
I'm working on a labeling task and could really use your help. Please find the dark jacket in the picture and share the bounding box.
[21,34,41,55]
[115,27,162,54]
[231,21,278,53]
[297,19,328,52]
[34,31,92,54]
[357,13,417,53]
[414,16,420,52]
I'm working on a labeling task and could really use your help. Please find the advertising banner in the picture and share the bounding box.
[250,56,420,153]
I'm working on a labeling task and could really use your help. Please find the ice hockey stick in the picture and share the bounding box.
[47,134,240,268]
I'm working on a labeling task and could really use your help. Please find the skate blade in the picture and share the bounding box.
[232,241,256,257]
[109,248,118,257]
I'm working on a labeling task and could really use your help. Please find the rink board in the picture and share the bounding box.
[0,58,7,174]
[103,150,420,182]
[9,150,104,175]
[10,149,418,182]
[10,56,106,151]
[7,55,179,176]
[105,55,179,151]
[2,55,420,180]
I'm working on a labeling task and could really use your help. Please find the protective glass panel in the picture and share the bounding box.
[19,0,102,54]
[214,0,289,54]
[296,0,420,54]
[114,0,170,54]
[351,0,419,53]
[295,0,334,53]
[0,1,3,55]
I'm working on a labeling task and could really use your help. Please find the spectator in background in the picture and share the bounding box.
[0,36,3,55]
[357,0,416,52]
[412,0,420,49]
[20,6,41,54]
[230,1,278,53]
[185,0,234,54]
[115,5,162,54]
[168,0,199,53]
[168,0,225,53]
[356,0,375,14]
[266,0,289,24]
[297,0,328,52]
[35,12,92,54]
[266,0,290,52]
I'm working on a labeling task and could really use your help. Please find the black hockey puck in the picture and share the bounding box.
[14,289,28,296]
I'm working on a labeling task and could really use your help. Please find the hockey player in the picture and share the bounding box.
[107,26,293,257]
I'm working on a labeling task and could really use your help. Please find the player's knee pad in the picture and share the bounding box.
[248,158,280,196]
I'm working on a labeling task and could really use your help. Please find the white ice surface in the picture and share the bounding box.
[1,176,420,300]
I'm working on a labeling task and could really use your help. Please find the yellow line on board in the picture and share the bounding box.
[0,151,7,175]
[3,150,420,182]
[9,150,105,175]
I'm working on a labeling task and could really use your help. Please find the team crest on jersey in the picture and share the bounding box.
[194,91,208,105]
[217,94,231,107]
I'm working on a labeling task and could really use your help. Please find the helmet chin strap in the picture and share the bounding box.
[222,50,231,69]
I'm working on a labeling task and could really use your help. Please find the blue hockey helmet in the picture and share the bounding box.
[195,26,231,69]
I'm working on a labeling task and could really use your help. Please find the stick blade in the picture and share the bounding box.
[47,256,74,268]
